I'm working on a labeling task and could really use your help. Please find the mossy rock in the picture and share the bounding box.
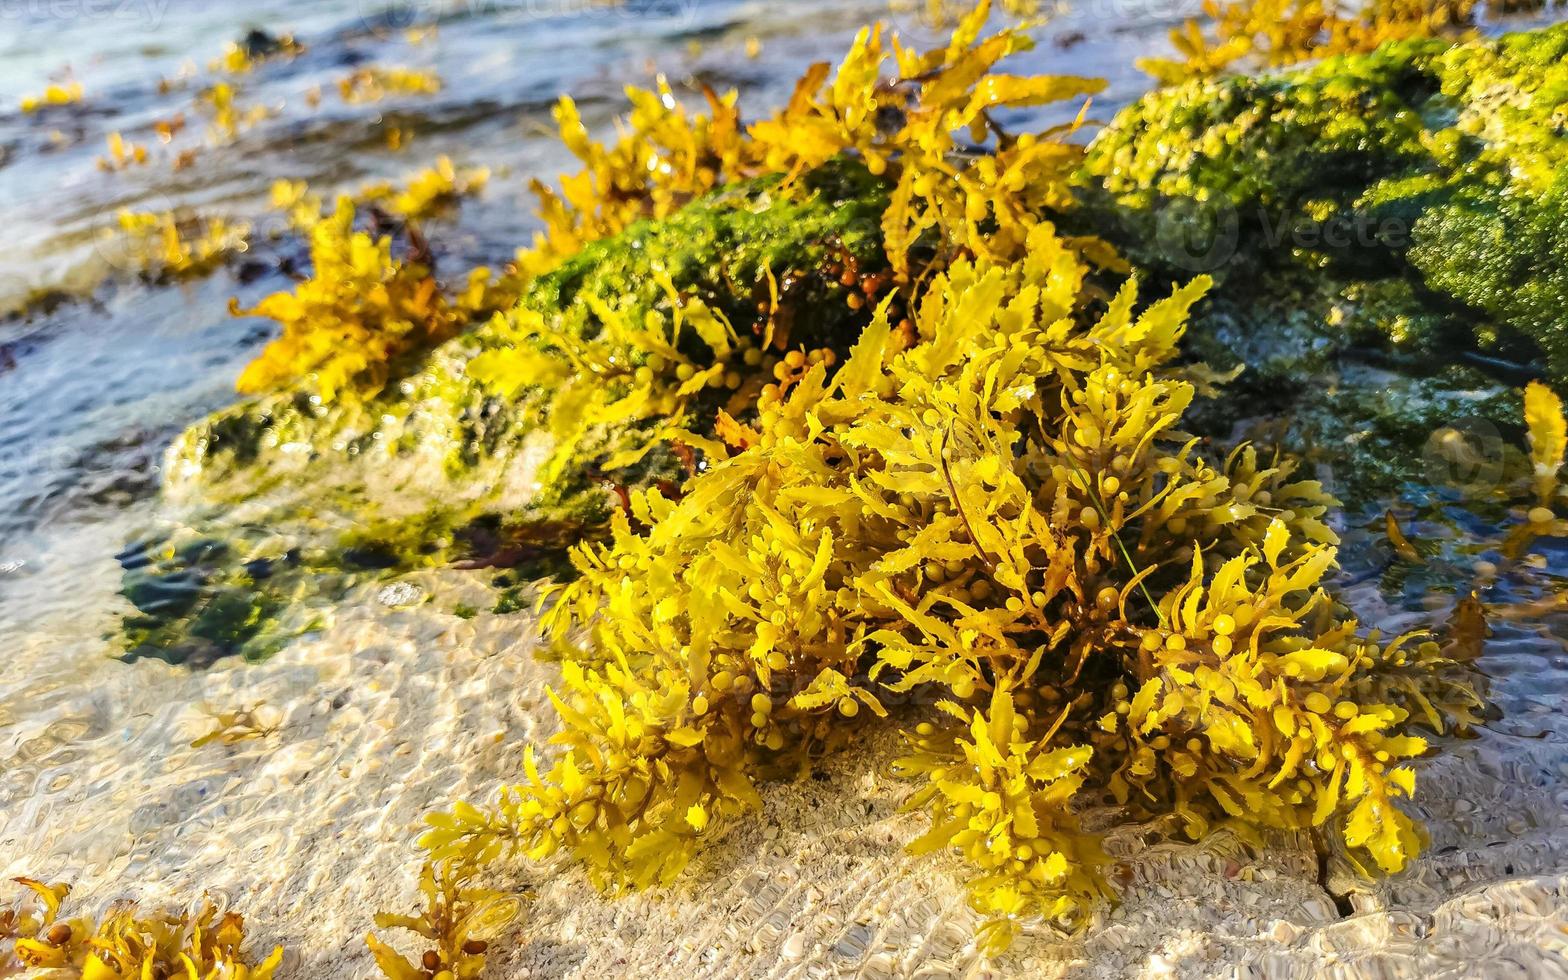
[169,161,887,518]
[126,161,890,664]
[1078,23,1568,495]
[117,525,322,667]
[135,24,1568,659]
[1081,23,1568,384]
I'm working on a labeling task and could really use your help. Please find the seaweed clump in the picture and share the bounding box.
[18,82,83,113]
[366,861,519,980]
[512,5,1104,284]
[1479,381,1568,555]
[1526,383,1567,517]
[110,211,252,281]
[342,6,1503,956]
[0,878,282,978]
[231,196,504,402]
[423,227,1481,950]
[1139,0,1494,85]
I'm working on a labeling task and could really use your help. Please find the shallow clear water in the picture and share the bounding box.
[1,2,1566,977]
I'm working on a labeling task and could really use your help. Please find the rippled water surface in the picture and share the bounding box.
[2,1,1566,977]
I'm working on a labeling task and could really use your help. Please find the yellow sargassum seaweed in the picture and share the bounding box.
[1526,380,1567,512]
[19,82,83,113]
[424,223,1482,951]
[519,0,1107,282]
[1426,380,1568,560]
[358,156,491,224]
[468,271,773,489]
[339,66,444,104]
[233,197,498,401]
[0,878,282,979]
[366,860,520,980]
[1139,0,1480,84]
[1493,380,1568,556]
[113,209,251,279]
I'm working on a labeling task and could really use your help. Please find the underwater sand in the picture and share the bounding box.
[3,501,1566,978]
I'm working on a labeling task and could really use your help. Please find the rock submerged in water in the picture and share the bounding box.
[166,161,889,527]
[1077,24,1568,492]
[1083,24,1568,381]
[127,24,1568,662]
[120,163,891,663]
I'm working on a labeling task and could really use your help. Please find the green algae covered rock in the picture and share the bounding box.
[1082,24,1568,385]
[1086,37,1445,221]
[171,161,888,523]
[122,162,889,663]
[1078,23,1568,494]
[131,24,1568,661]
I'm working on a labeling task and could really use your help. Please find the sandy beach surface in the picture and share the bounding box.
[3,509,1564,978]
